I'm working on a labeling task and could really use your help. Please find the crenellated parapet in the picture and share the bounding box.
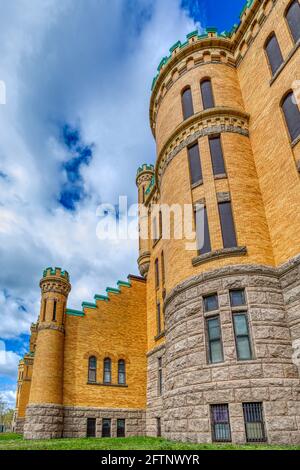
[40,267,71,296]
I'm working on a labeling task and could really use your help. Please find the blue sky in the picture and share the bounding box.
[0,0,247,408]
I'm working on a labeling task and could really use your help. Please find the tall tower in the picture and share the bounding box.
[136,164,154,278]
[24,267,71,440]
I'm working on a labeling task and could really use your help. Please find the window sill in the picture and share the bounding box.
[192,246,247,267]
[270,39,300,86]
[87,382,128,388]
[297,160,300,173]
[154,331,165,342]
[191,180,203,189]
[152,238,161,248]
[292,134,300,148]
[214,173,227,180]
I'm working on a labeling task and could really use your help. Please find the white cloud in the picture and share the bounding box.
[0,389,17,409]
[0,0,200,350]
[0,343,21,380]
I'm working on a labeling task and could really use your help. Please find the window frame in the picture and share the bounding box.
[158,357,163,396]
[117,419,126,438]
[243,403,267,443]
[155,257,160,290]
[88,356,97,383]
[156,302,161,336]
[102,418,111,438]
[218,200,238,249]
[285,0,300,44]
[206,315,224,364]
[86,418,96,438]
[118,359,126,385]
[210,404,232,443]
[232,312,253,361]
[181,86,194,120]
[281,89,300,143]
[195,204,212,255]
[103,357,112,384]
[264,32,284,76]
[200,78,215,110]
[187,142,203,187]
[208,134,226,177]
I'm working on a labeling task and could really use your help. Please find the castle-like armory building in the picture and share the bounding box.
[14,0,300,444]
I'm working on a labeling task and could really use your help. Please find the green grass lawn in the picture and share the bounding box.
[0,433,299,450]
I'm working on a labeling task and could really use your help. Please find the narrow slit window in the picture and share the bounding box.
[200,79,215,109]
[195,205,211,255]
[88,356,97,383]
[233,313,252,360]
[281,91,300,142]
[52,300,57,321]
[209,135,226,176]
[286,0,300,43]
[156,302,161,336]
[218,201,237,249]
[265,34,283,75]
[103,358,111,384]
[181,87,194,120]
[86,418,96,438]
[188,143,203,186]
[206,316,224,364]
[118,359,126,385]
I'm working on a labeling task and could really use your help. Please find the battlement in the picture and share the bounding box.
[136,164,154,177]
[151,0,256,91]
[42,267,70,281]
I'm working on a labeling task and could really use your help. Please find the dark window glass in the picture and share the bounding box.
[286,0,300,43]
[158,357,163,396]
[182,87,194,120]
[157,418,162,437]
[233,314,252,360]
[157,303,161,335]
[203,294,218,312]
[155,258,160,289]
[211,405,231,442]
[188,143,203,186]
[103,358,111,384]
[209,136,226,176]
[159,211,163,239]
[243,403,266,442]
[117,419,126,438]
[195,205,211,255]
[102,418,111,438]
[118,360,126,385]
[218,201,237,248]
[161,251,165,286]
[52,300,57,321]
[42,299,47,322]
[86,418,96,438]
[200,79,215,109]
[265,34,283,75]
[152,217,158,244]
[88,356,97,383]
[207,316,224,363]
[230,289,246,307]
[282,91,300,141]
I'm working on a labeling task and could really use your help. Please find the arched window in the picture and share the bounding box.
[181,87,194,120]
[52,300,57,321]
[281,91,300,142]
[88,356,97,383]
[118,360,126,385]
[286,0,300,43]
[264,33,283,75]
[200,79,215,110]
[103,357,111,384]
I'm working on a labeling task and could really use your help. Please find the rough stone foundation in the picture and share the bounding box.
[24,404,64,440]
[146,344,165,436]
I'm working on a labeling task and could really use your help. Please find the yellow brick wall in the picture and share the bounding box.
[63,277,147,409]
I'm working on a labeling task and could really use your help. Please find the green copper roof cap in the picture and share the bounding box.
[186,30,198,39]
[43,267,69,281]
[66,308,85,317]
[82,301,97,310]
[94,294,109,302]
[169,40,182,53]
[136,164,154,176]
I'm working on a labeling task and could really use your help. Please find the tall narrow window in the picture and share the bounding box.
[103,358,111,384]
[86,418,96,438]
[281,91,300,141]
[265,34,283,75]
[157,417,162,437]
[42,299,47,322]
[156,302,161,336]
[161,251,165,287]
[102,418,111,438]
[230,289,246,307]
[206,316,224,364]
[52,300,57,321]
[195,205,211,255]
[159,210,163,239]
[218,201,237,248]
[233,314,252,360]
[200,79,215,109]
[209,136,226,176]
[243,403,266,442]
[211,405,231,442]
[181,87,194,120]
[155,258,160,289]
[286,0,300,43]
[188,143,203,186]
[118,359,126,385]
[158,357,163,396]
[88,356,97,383]
[117,419,126,438]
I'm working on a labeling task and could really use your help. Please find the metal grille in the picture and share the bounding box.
[211,404,231,442]
[243,403,266,443]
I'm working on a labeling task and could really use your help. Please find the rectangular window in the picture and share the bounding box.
[195,205,211,255]
[86,418,96,438]
[188,143,203,186]
[117,419,126,438]
[230,289,246,307]
[243,403,266,442]
[42,299,47,322]
[157,302,161,336]
[233,313,252,360]
[158,357,163,396]
[155,258,160,289]
[218,201,237,249]
[102,418,111,438]
[209,136,226,176]
[206,316,224,364]
[203,294,219,312]
[157,417,162,437]
[200,79,215,109]
[211,405,231,442]
[182,87,194,120]
[52,300,57,321]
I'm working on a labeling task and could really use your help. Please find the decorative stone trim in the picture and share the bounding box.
[37,323,65,334]
[87,382,128,388]
[217,192,231,203]
[157,107,250,186]
[40,278,71,296]
[192,246,247,267]
[154,330,165,342]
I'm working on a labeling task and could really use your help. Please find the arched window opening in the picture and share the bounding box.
[103,357,111,384]
[118,359,126,385]
[88,356,97,383]
[181,87,194,120]
[264,33,283,75]
[281,91,300,141]
[286,0,300,43]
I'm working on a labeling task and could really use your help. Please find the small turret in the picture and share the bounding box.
[136,165,154,278]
